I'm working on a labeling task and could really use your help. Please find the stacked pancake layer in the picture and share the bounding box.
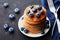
[22,5,46,34]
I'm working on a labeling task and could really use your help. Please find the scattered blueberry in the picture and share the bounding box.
[21,27,24,31]
[36,13,40,18]
[32,8,37,13]
[41,30,45,34]
[36,5,42,10]
[26,10,30,14]
[8,27,14,33]
[30,5,33,9]
[23,29,28,33]
[14,8,20,14]
[3,24,9,30]
[3,3,9,8]
[40,10,44,14]
[29,13,34,18]
[9,14,15,20]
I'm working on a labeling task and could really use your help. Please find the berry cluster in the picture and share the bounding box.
[21,27,29,33]
[26,5,44,18]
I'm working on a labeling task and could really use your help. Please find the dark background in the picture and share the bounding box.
[0,0,51,40]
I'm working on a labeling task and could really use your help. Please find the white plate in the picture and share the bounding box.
[18,15,51,37]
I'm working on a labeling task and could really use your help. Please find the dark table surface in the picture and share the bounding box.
[0,0,51,40]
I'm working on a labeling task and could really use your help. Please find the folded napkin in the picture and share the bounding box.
[41,0,60,40]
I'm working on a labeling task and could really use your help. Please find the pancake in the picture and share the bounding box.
[22,20,45,34]
[24,5,46,24]
[21,5,46,34]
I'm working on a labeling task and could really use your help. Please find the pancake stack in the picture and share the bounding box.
[21,5,46,34]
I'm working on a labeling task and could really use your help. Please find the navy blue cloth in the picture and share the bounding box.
[41,0,60,40]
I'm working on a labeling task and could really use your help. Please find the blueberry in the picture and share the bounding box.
[26,10,30,14]
[41,30,45,34]
[23,29,28,33]
[8,27,14,33]
[3,24,9,30]
[40,10,44,14]
[14,8,20,14]
[3,3,9,8]
[46,20,49,28]
[46,24,49,28]
[30,5,33,9]
[44,21,49,28]
[44,24,49,28]
[46,20,49,24]
[22,17,24,20]
[36,5,42,10]
[21,27,24,31]
[29,13,34,18]
[9,14,15,20]
[32,8,37,13]
[36,13,40,18]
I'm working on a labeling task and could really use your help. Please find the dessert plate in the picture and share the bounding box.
[18,15,51,37]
